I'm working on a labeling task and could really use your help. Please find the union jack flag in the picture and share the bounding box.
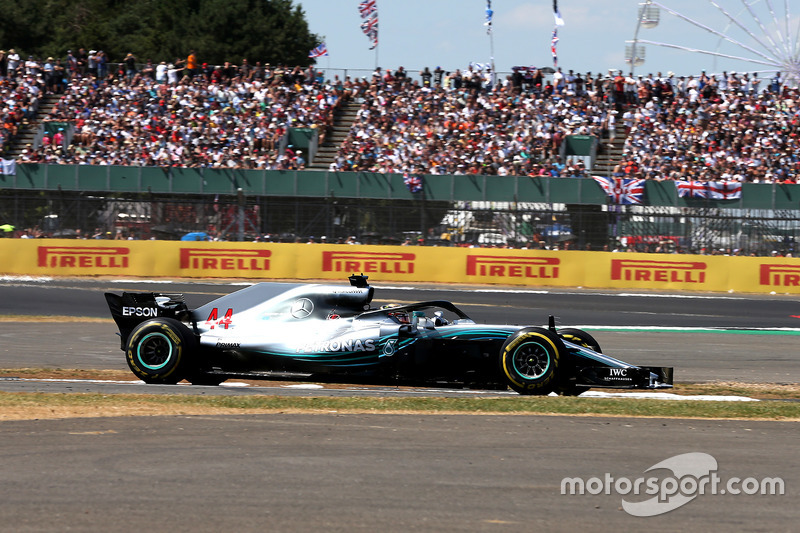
[308,43,328,59]
[593,176,645,205]
[707,180,742,200]
[676,180,708,198]
[359,0,376,17]
[551,28,559,68]
[361,17,378,34]
[403,172,423,193]
[359,0,378,49]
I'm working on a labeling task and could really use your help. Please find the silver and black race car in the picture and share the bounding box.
[105,275,673,395]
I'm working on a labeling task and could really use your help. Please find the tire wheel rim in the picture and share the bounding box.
[137,332,173,371]
[512,342,551,380]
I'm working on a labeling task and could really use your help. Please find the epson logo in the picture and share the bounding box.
[122,307,158,317]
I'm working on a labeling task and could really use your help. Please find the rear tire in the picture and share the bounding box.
[126,318,196,384]
[499,327,564,395]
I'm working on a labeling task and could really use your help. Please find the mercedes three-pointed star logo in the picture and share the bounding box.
[290,298,314,319]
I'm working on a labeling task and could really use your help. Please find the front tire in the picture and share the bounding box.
[558,328,602,353]
[126,318,196,384]
[499,327,564,395]
[556,328,601,396]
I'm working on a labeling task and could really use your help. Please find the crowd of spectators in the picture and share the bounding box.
[0,49,46,150]
[2,46,799,183]
[25,72,337,169]
[615,70,799,184]
[2,48,346,168]
[330,65,608,177]
[331,66,799,184]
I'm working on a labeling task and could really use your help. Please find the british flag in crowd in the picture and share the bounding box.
[308,43,328,59]
[707,180,742,200]
[550,28,559,68]
[403,172,423,193]
[593,176,645,205]
[359,0,378,50]
[676,180,708,198]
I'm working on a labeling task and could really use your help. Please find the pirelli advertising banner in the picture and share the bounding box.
[1,239,800,294]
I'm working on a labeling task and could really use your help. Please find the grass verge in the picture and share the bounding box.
[0,390,799,422]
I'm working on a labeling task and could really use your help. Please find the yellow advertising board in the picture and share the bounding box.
[1,239,799,294]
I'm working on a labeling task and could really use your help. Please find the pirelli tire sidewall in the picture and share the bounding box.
[500,327,564,395]
[126,318,195,384]
[558,328,602,353]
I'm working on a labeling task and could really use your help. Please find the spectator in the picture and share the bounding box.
[7,49,20,76]
[124,52,137,82]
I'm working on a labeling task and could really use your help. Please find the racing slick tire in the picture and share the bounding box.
[125,318,196,384]
[499,327,564,395]
[556,328,600,396]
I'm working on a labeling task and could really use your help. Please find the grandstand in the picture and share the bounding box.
[2,57,797,182]
[0,55,798,254]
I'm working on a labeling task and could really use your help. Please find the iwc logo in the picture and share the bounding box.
[291,298,314,319]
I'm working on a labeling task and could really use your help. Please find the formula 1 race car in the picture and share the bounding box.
[105,275,673,395]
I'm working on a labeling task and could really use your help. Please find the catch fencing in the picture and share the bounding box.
[0,189,797,256]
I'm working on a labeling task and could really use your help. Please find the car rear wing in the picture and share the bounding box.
[104,292,191,349]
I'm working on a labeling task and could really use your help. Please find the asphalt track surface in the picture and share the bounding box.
[1,414,797,532]
[0,277,798,531]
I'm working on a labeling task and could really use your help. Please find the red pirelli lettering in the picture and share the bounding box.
[611,259,707,284]
[760,264,800,287]
[321,251,416,275]
[466,255,560,279]
[180,248,271,271]
[37,246,130,269]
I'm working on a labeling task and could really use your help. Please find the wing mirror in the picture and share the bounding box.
[398,324,417,337]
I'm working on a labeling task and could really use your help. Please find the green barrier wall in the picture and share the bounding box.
[4,164,800,209]
[287,128,316,150]
[564,135,595,156]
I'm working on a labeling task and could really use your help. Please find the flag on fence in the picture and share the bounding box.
[550,27,559,68]
[308,43,329,59]
[593,176,645,205]
[0,158,15,176]
[553,0,565,26]
[403,172,423,193]
[707,180,742,200]
[359,0,379,50]
[676,180,709,199]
